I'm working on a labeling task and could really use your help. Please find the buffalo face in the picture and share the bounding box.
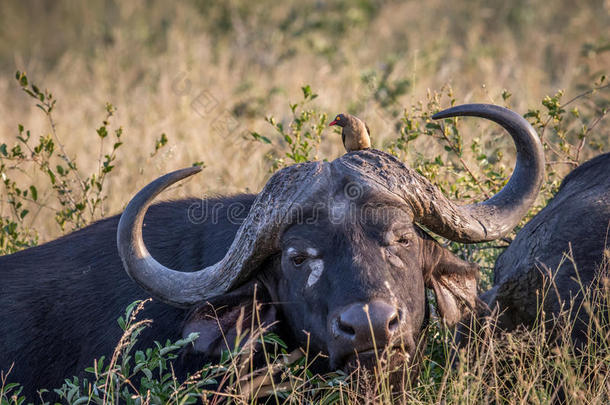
[273,193,479,372]
[179,192,479,378]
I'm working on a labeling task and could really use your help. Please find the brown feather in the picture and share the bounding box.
[340,114,371,152]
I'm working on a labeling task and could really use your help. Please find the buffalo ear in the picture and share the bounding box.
[181,283,278,359]
[423,239,480,327]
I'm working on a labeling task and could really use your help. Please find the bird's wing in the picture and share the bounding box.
[365,122,371,137]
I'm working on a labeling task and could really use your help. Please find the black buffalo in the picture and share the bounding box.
[0,104,545,398]
[481,152,610,343]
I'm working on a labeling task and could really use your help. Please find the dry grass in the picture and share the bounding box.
[1,0,608,241]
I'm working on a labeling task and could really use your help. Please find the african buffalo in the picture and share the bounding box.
[0,104,544,398]
[481,152,609,343]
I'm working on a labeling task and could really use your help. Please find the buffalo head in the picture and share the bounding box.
[117,104,544,378]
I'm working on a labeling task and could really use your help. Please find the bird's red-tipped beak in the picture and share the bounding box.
[329,120,337,126]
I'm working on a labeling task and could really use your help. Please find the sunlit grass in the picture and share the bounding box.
[0,0,608,242]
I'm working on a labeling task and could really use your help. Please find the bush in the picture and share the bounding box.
[0,72,178,255]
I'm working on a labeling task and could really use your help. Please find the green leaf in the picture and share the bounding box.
[142,367,153,380]
[261,332,288,349]
[96,126,108,138]
[302,85,312,99]
[29,185,38,201]
[250,131,272,144]
[47,169,56,185]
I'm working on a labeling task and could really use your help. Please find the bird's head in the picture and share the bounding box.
[329,113,347,128]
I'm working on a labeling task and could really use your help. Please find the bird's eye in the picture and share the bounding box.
[397,235,410,246]
[336,116,341,121]
[292,255,307,266]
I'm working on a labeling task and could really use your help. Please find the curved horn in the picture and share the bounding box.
[117,162,328,308]
[338,104,544,243]
[424,103,545,241]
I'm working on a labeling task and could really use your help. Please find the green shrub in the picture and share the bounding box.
[0,72,177,255]
[250,85,327,171]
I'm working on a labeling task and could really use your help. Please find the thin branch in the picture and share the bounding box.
[539,83,605,139]
[0,197,57,212]
[575,108,609,163]
[438,124,492,199]
[45,108,86,187]
[561,83,610,109]
[473,245,510,250]
[546,160,579,167]
[27,193,55,229]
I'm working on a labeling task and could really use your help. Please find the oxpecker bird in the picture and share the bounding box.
[329,113,371,152]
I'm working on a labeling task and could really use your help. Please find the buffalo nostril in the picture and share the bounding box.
[388,312,399,332]
[337,319,356,337]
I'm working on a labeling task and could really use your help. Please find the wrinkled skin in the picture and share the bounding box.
[482,152,610,344]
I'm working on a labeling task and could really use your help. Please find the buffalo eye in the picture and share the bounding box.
[292,255,307,266]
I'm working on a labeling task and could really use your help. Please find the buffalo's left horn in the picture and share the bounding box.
[337,104,544,243]
[117,162,328,308]
[422,104,545,242]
